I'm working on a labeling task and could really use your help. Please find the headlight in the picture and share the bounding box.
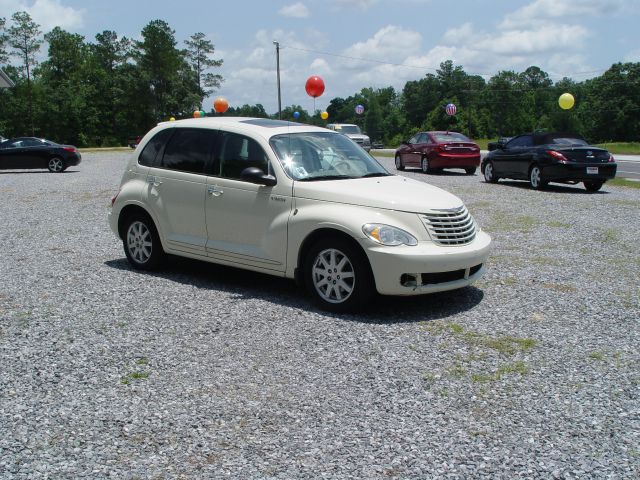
[362,223,418,246]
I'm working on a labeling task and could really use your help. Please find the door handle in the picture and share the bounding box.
[207,186,223,196]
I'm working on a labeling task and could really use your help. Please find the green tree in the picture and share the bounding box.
[0,17,8,63]
[184,32,223,108]
[8,11,42,135]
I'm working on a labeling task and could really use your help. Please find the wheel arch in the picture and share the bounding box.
[294,227,375,289]
[117,204,156,240]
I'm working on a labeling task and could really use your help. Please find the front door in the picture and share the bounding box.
[205,131,291,272]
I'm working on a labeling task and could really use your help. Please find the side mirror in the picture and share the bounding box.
[241,166,276,186]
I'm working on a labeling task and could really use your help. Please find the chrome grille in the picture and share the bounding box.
[420,206,476,246]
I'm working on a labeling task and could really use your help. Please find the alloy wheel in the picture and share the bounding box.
[311,248,355,304]
[127,221,153,264]
[48,157,64,173]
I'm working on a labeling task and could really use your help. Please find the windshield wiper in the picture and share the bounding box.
[361,172,391,178]
[297,175,352,181]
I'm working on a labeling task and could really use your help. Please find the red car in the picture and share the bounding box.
[394,131,481,175]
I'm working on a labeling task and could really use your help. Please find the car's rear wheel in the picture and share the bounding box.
[123,214,165,270]
[394,154,405,171]
[483,161,499,183]
[48,157,65,173]
[584,180,604,192]
[529,165,547,190]
[421,157,430,174]
[304,237,374,312]
[465,167,477,175]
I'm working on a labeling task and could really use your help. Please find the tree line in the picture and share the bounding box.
[1,12,639,147]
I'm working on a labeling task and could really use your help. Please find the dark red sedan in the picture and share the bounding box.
[394,131,481,175]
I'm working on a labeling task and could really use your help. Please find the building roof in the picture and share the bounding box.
[0,69,15,88]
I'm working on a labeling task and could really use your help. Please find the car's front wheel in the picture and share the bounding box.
[529,165,547,190]
[584,180,604,192]
[48,157,65,173]
[394,154,405,171]
[123,214,165,270]
[483,161,499,183]
[304,237,374,312]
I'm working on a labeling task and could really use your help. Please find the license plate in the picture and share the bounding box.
[587,167,598,174]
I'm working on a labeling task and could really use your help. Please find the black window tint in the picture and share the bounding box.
[507,135,532,148]
[216,132,269,180]
[139,129,173,166]
[160,128,218,174]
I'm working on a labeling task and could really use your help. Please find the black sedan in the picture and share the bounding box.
[0,137,82,173]
[481,132,616,192]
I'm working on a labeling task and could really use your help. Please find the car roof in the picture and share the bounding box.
[156,117,330,141]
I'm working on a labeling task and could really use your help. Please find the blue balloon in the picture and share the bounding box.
[293,111,300,119]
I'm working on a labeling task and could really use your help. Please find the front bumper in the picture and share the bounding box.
[361,230,492,296]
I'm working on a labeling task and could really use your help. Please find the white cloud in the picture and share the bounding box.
[340,25,422,70]
[501,0,626,28]
[474,24,589,56]
[0,0,85,32]
[442,23,474,46]
[278,2,310,18]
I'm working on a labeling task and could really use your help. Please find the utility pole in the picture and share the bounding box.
[273,41,282,119]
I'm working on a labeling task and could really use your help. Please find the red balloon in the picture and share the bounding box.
[305,75,325,98]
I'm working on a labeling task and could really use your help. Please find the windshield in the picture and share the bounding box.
[270,132,390,181]
[334,125,361,134]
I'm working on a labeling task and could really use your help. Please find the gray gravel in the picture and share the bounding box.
[0,151,638,479]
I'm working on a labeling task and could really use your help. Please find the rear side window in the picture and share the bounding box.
[506,135,533,148]
[160,128,219,174]
[138,129,173,166]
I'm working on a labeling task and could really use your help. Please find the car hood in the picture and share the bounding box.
[293,175,464,213]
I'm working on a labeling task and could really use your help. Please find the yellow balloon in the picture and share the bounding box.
[321,111,329,120]
[169,117,176,122]
[559,93,575,110]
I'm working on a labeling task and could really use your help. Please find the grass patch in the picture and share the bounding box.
[541,282,577,293]
[602,228,619,242]
[487,213,539,233]
[589,351,605,361]
[79,146,132,153]
[607,178,640,189]
[546,220,571,228]
[595,142,640,155]
[472,361,529,383]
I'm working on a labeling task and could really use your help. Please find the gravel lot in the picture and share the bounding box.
[1,151,638,479]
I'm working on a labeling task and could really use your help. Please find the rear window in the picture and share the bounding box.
[431,132,471,143]
[547,136,588,146]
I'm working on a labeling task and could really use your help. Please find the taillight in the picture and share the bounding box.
[608,155,615,163]
[111,190,120,207]
[63,147,76,152]
[547,150,569,163]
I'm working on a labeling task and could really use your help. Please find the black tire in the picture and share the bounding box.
[529,165,547,190]
[122,213,165,270]
[465,167,477,175]
[48,157,65,173]
[584,180,604,192]
[304,236,374,313]
[483,161,499,183]
[421,156,430,174]
[394,154,405,171]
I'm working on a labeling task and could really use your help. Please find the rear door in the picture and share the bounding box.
[143,128,219,256]
[0,139,28,169]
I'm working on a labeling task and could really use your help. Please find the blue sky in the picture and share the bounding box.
[2,0,639,114]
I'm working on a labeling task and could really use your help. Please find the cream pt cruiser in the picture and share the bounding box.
[109,118,491,312]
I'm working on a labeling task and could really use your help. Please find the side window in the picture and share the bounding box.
[408,134,419,144]
[417,133,429,144]
[507,135,533,148]
[160,128,219,174]
[139,129,173,167]
[216,132,269,180]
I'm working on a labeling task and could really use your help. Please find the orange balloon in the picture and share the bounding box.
[193,110,201,118]
[214,97,229,113]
